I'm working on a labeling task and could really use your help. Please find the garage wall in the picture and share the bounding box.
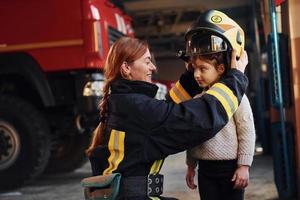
[156,57,185,81]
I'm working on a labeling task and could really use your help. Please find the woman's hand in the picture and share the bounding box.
[231,165,250,189]
[185,165,197,189]
[231,49,248,73]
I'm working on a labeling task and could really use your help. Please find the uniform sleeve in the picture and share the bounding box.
[166,70,203,103]
[142,69,248,162]
[233,95,256,166]
[89,146,109,176]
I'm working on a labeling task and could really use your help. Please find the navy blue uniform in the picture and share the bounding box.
[89,69,248,200]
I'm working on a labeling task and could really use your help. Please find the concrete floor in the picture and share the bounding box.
[161,152,278,200]
[0,153,278,200]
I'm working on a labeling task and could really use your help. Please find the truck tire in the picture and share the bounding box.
[45,133,90,173]
[0,95,51,190]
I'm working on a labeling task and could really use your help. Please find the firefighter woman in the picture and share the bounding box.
[86,10,248,199]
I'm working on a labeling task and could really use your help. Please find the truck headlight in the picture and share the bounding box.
[83,80,104,97]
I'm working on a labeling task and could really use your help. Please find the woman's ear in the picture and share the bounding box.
[120,62,131,79]
[217,64,225,75]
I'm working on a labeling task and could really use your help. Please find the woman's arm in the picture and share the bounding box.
[166,69,202,103]
[134,50,249,161]
[141,69,248,161]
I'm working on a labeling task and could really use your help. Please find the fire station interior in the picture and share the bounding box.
[119,0,296,199]
[1,0,299,199]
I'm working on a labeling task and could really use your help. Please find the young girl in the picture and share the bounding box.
[185,51,255,200]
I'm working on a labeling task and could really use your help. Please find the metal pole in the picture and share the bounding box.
[268,0,291,191]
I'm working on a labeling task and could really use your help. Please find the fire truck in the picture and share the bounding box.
[0,0,134,190]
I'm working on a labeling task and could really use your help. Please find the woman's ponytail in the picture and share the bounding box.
[86,81,110,157]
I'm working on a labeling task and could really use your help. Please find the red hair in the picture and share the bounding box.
[86,37,148,156]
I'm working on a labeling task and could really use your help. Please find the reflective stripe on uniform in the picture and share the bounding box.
[206,82,238,119]
[150,197,161,200]
[150,159,164,175]
[103,129,125,174]
[169,81,192,104]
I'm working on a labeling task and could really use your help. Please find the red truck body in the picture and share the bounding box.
[0,0,133,190]
[0,0,133,71]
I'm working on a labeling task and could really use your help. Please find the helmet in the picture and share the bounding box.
[185,10,245,58]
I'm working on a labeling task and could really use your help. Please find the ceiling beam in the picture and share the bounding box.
[135,22,192,37]
[124,0,251,12]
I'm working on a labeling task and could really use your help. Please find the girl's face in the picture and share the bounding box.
[192,57,224,88]
[127,48,157,83]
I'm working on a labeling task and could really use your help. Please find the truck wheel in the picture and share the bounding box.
[0,95,51,190]
[45,133,90,173]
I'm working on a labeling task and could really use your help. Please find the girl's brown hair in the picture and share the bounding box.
[86,37,148,156]
[197,52,227,71]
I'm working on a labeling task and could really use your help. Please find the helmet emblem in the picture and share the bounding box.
[211,15,222,23]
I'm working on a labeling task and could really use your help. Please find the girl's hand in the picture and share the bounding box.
[185,165,197,189]
[231,49,248,73]
[231,165,250,189]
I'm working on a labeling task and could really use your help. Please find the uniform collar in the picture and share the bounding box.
[110,78,158,98]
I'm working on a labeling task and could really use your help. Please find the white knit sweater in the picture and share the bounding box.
[186,94,256,167]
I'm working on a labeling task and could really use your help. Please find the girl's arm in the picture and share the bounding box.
[234,95,256,166]
[232,96,255,188]
[185,150,197,189]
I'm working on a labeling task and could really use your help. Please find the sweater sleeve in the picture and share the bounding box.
[234,95,256,166]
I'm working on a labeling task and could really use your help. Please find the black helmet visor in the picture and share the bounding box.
[186,33,228,56]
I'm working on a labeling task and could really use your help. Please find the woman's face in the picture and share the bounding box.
[128,48,157,83]
[192,58,224,88]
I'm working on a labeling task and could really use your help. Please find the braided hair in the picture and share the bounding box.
[86,37,148,156]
